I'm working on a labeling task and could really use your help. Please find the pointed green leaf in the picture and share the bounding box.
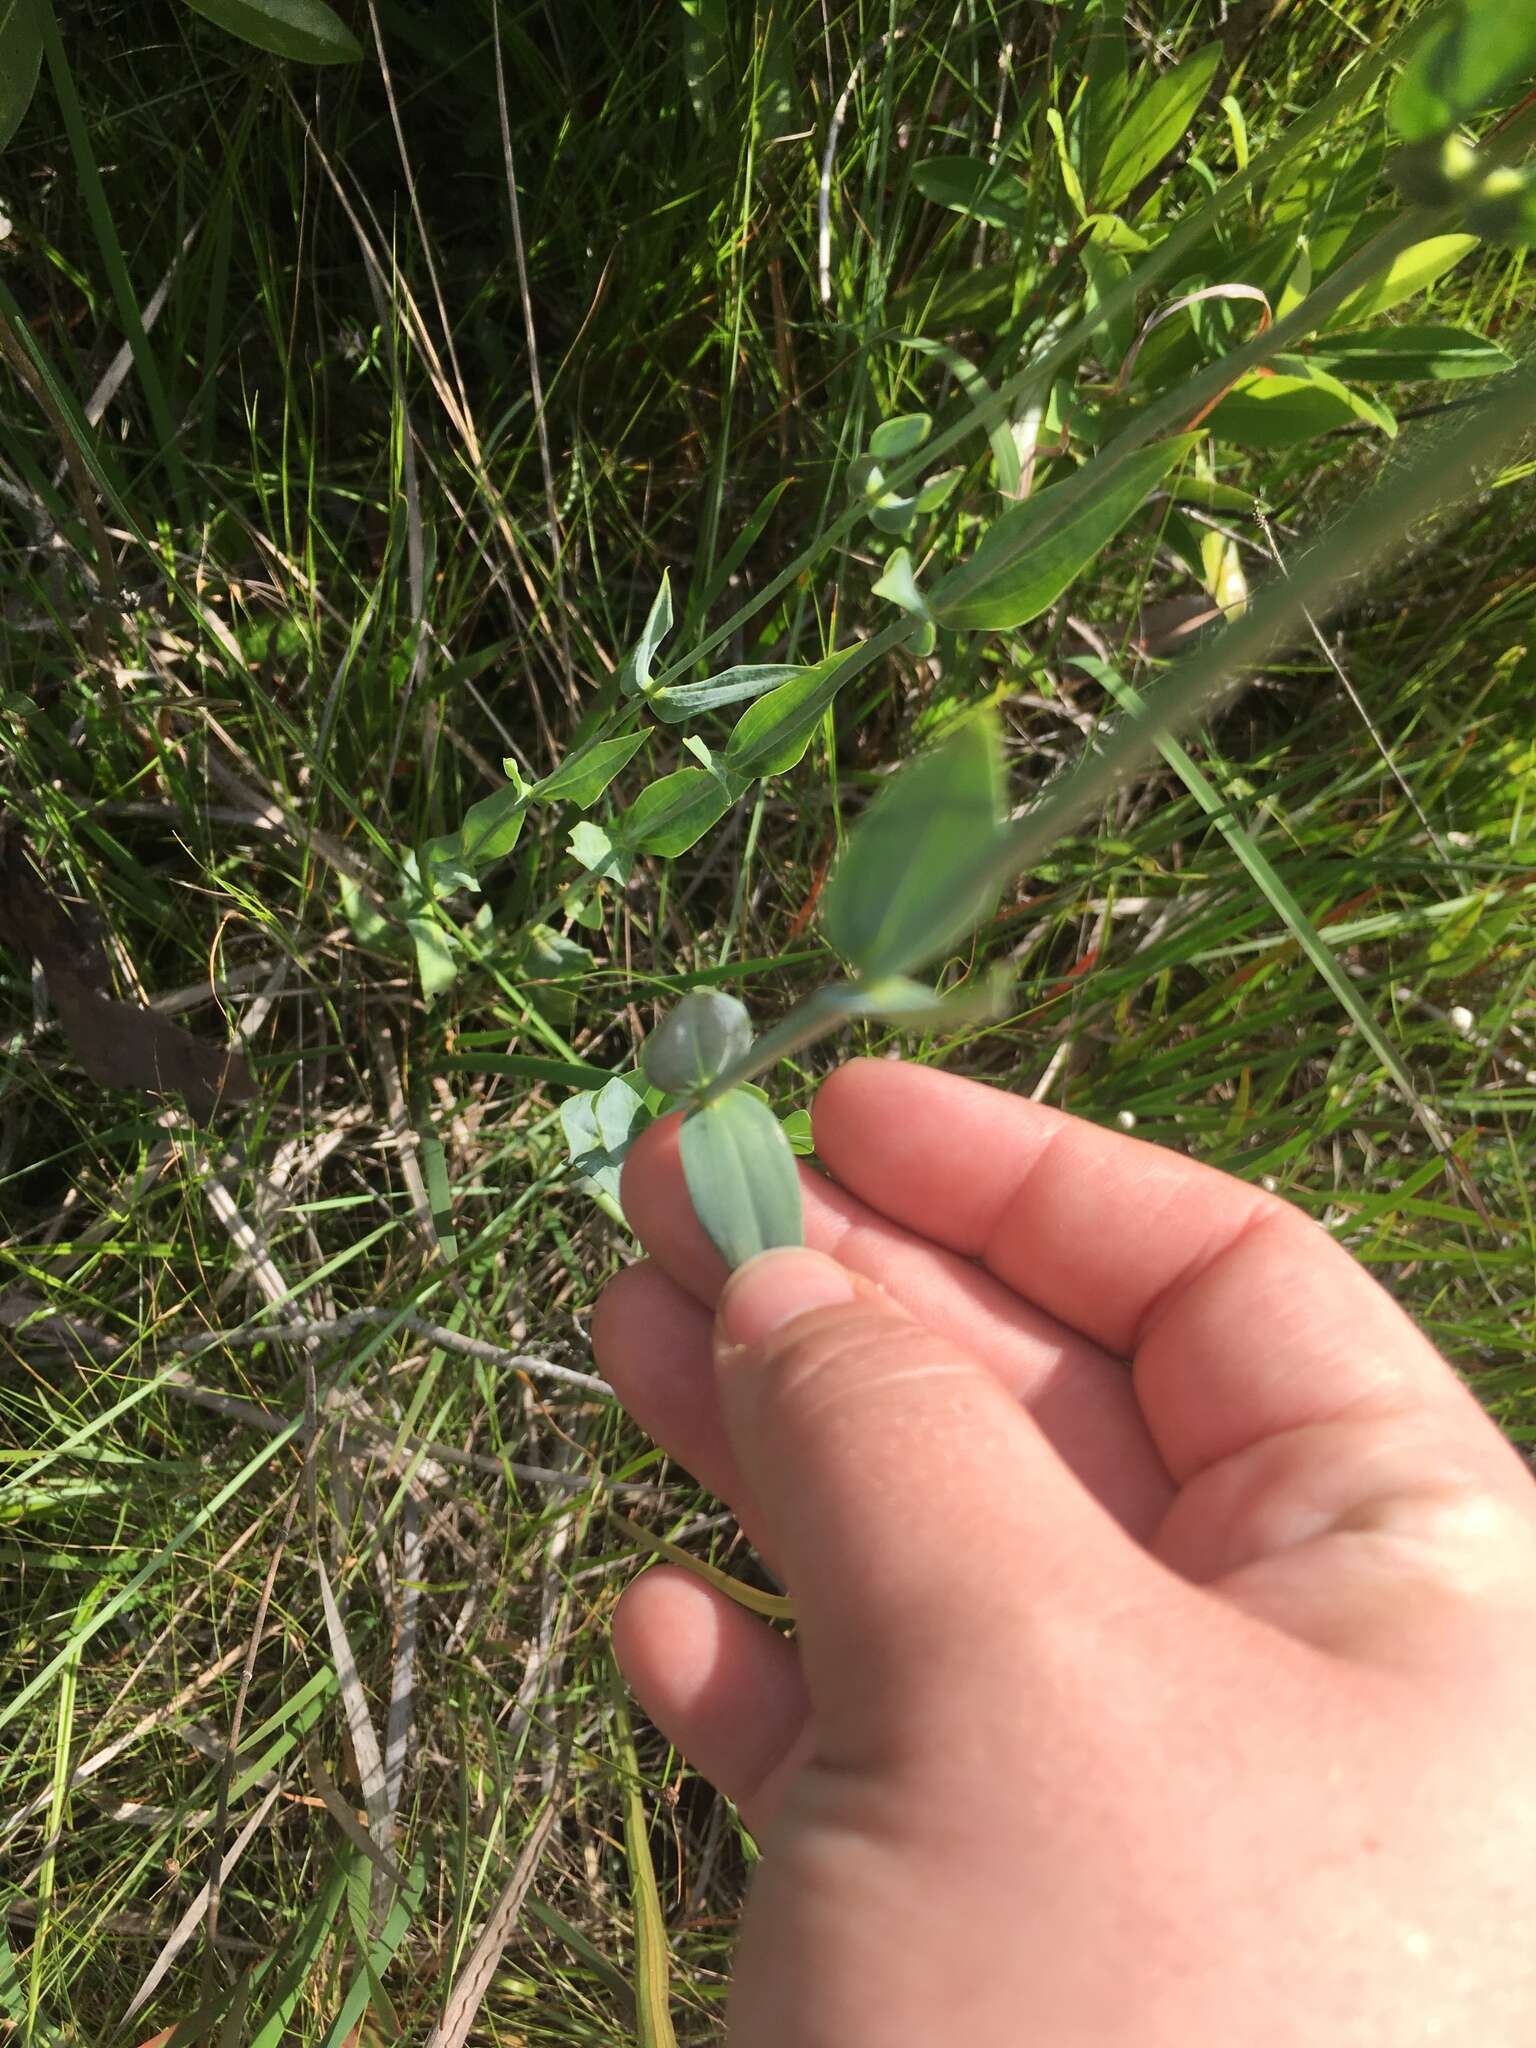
[532,730,650,807]
[562,1077,648,1203]
[338,874,390,947]
[1325,235,1479,327]
[615,766,739,856]
[519,924,594,979]
[1390,5,1536,144]
[567,820,633,886]
[648,664,806,723]
[723,647,856,778]
[457,774,530,864]
[872,549,935,655]
[911,156,1032,232]
[1203,368,1366,448]
[872,547,927,618]
[679,0,728,129]
[932,437,1192,632]
[642,991,753,1096]
[1074,3,1130,201]
[678,1091,804,1269]
[181,0,363,62]
[419,772,529,895]
[618,573,675,696]
[0,0,44,152]
[407,917,460,1001]
[1094,43,1222,209]
[1045,107,1088,218]
[842,967,1014,1030]
[780,1107,814,1155]
[869,412,931,460]
[822,713,1006,980]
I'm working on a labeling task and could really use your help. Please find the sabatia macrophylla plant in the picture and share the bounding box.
[640,713,1011,1269]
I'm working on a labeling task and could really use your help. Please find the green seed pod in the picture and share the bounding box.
[642,990,754,1098]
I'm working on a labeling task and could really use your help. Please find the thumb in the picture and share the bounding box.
[713,1247,1159,1754]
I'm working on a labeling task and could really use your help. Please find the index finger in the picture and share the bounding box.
[813,1060,1515,1490]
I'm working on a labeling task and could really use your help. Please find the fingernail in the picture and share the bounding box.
[719,1247,856,1349]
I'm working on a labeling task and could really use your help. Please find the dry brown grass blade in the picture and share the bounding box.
[303,1739,406,1887]
[383,1495,421,1826]
[316,1559,392,1856]
[422,1792,560,2048]
[119,1781,283,2024]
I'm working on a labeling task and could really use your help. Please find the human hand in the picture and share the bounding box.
[594,1058,1536,2046]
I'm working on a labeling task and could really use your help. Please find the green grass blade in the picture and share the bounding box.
[609,1679,679,2048]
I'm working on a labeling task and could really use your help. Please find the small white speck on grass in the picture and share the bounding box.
[1261,1176,1279,1193]
[1448,1004,1475,1035]
[1115,1109,1137,1130]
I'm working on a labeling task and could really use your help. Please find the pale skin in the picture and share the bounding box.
[593,1058,1536,2046]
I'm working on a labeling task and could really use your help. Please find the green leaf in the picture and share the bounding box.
[872,547,927,618]
[1203,368,1368,449]
[842,967,1014,1031]
[642,990,753,1096]
[911,156,1032,233]
[338,873,390,946]
[1325,234,1479,326]
[1094,42,1222,209]
[180,0,363,63]
[516,924,595,1024]
[757,11,798,140]
[562,1076,648,1205]
[407,917,460,1002]
[519,924,594,979]
[1166,474,1256,513]
[648,664,806,723]
[678,1091,804,1269]
[618,572,675,696]
[458,775,530,864]
[615,766,739,856]
[932,437,1192,632]
[567,820,633,886]
[896,336,1021,494]
[723,647,855,778]
[679,0,728,129]
[869,412,931,460]
[1082,242,1135,363]
[1304,323,1513,382]
[1045,107,1088,218]
[419,773,529,895]
[780,1107,814,1156]
[531,730,650,807]
[1390,4,1536,144]
[1073,3,1130,202]
[821,713,1006,980]
[0,0,44,153]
